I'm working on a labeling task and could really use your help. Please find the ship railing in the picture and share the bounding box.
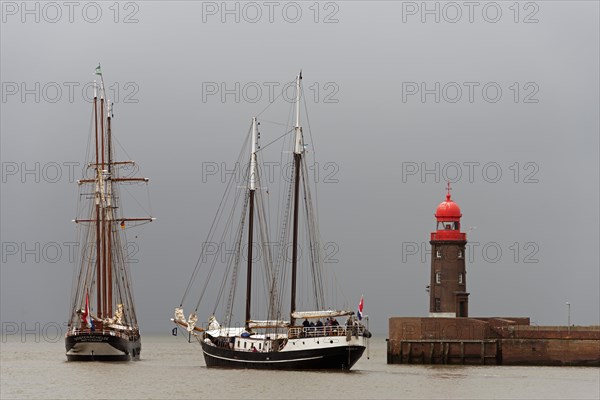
[66,328,136,340]
[288,325,366,339]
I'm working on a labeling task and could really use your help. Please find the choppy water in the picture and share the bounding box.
[1,334,598,399]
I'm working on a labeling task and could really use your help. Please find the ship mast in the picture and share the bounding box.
[93,81,102,318]
[100,85,107,319]
[290,71,303,326]
[106,99,113,318]
[80,69,154,323]
[245,117,259,329]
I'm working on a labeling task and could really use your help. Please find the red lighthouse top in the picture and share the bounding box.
[435,182,462,222]
[431,182,466,241]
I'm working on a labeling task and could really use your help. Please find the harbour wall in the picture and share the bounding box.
[387,317,600,366]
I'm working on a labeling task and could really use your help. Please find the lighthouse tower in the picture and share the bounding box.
[429,183,469,317]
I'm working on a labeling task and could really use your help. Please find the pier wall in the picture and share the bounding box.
[500,338,600,366]
[388,317,600,366]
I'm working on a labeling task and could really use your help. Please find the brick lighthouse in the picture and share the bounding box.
[429,183,469,317]
[387,183,599,366]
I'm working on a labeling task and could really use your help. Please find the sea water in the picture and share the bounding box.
[1,333,598,399]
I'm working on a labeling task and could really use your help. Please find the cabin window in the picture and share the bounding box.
[436,249,442,259]
[436,272,441,284]
[237,341,240,347]
[435,298,441,311]
[244,342,247,349]
[458,273,463,284]
[259,343,262,350]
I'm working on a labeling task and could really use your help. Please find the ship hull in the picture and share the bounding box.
[65,333,140,361]
[201,340,365,370]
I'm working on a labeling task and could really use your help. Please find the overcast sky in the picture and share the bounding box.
[1,1,598,335]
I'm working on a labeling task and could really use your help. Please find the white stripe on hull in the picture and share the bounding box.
[203,350,324,364]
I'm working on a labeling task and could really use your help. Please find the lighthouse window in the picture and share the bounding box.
[436,272,441,284]
[459,273,463,284]
[435,298,441,311]
[458,250,464,259]
[436,249,442,259]
[440,222,455,230]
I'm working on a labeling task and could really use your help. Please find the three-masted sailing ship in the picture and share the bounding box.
[174,72,371,370]
[65,67,154,361]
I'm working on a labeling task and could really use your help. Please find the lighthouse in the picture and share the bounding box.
[429,183,469,317]
[387,184,599,366]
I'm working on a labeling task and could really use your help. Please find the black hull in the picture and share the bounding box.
[201,341,365,370]
[65,333,141,361]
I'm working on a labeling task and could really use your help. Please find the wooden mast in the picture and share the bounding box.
[94,81,102,319]
[106,100,113,318]
[245,117,259,329]
[290,71,303,326]
[100,89,107,319]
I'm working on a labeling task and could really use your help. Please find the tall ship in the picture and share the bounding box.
[174,72,371,370]
[65,66,154,361]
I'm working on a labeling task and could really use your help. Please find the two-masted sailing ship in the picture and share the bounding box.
[174,72,371,370]
[65,67,154,361]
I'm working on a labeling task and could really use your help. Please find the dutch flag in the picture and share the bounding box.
[81,291,95,331]
[357,295,364,321]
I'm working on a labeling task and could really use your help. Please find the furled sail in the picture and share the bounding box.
[172,308,204,333]
[291,310,354,319]
[207,315,220,331]
[205,327,246,337]
[187,313,198,333]
[248,320,290,329]
[174,307,186,324]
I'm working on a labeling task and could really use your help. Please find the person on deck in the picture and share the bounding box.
[308,320,315,336]
[302,318,310,337]
[315,319,323,335]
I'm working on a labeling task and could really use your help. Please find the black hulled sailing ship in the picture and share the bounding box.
[65,67,154,361]
[174,72,370,370]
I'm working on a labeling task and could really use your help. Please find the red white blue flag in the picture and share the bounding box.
[357,295,364,320]
[81,291,95,330]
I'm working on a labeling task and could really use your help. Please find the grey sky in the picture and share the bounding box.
[1,1,598,335]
